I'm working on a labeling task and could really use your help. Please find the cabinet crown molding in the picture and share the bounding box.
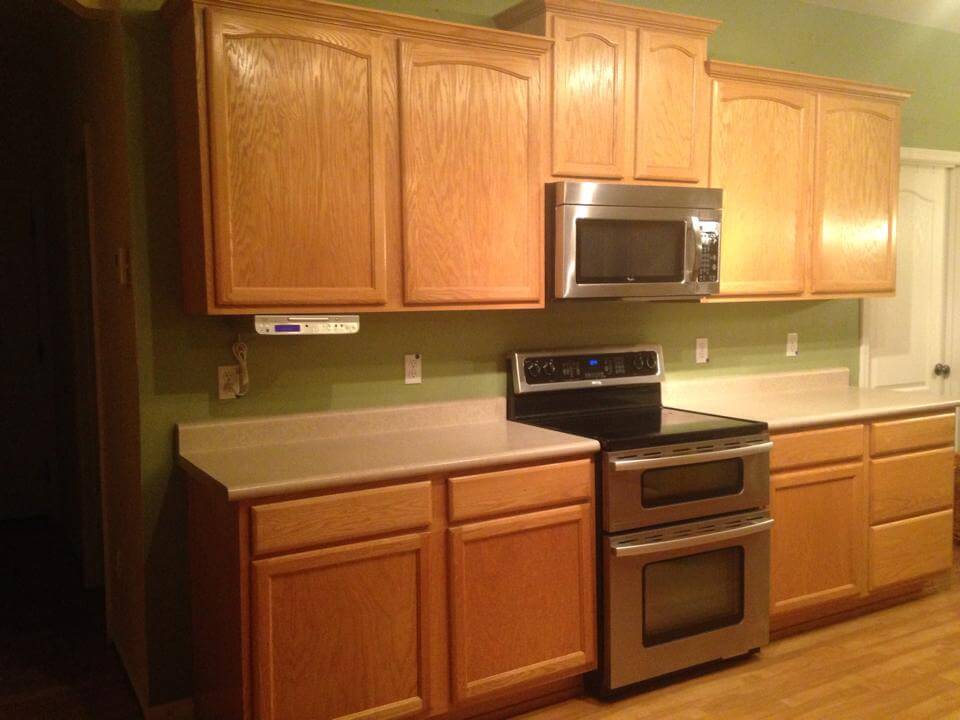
[706,60,912,102]
[164,0,554,54]
[494,0,721,36]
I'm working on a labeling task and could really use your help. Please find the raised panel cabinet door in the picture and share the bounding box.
[635,31,708,183]
[205,8,389,307]
[811,94,900,294]
[551,15,628,178]
[252,534,430,720]
[399,40,545,305]
[770,462,867,617]
[448,504,596,704]
[711,81,814,296]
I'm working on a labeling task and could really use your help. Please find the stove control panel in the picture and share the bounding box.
[514,347,662,392]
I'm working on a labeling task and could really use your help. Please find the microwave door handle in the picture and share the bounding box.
[611,440,773,472]
[612,517,774,558]
[686,218,700,283]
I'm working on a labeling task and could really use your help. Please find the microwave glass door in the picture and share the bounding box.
[575,218,687,283]
[643,547,744,646]
[640,458,744,508]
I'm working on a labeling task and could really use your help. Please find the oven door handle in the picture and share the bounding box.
[612,517,774,558]
[610,440,772,472]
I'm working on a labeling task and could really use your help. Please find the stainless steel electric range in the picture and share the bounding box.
[507,344,773,692]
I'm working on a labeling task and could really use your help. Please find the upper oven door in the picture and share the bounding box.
[555,204,720,299]
[602,437,771,532]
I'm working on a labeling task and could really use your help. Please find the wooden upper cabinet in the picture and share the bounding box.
[203,8,389,307]
[551,16,628,178]
[811,94,901,295]
[399,40,545,305]
[706,61,910,301]
[494,0,719,186]
[252,533,431,720]
[711,80,814,296]
[635,31,709,183]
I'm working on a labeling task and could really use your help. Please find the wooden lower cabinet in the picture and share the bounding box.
[448,504,596,704]
[770,462,867,617]
[770,411,955,630]
[188,456,596,720]
[252,533,431,720]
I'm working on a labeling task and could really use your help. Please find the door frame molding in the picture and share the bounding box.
[859,147,960,389]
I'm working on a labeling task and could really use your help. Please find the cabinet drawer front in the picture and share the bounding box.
[870,413,955,456]
[869,509,954,590]
[448,459,593,523]
[251,482,431,556]
[770,424,864,472]
[870,447,955,524]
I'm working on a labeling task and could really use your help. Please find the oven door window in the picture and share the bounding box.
[575,218,686,283]
[641,458,744,508]
[643,547,744,647]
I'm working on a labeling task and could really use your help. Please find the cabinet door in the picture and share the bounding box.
[204,9,389,307]
[635,31,708,183]
[448,505,595,703]
[551,16,628,178]
[399,40,544,305]
[770,463,867,617]
[252,534,430,720]
[810,94,900,294]
[711,81,814,296]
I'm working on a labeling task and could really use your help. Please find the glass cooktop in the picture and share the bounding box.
[519,406,768,452]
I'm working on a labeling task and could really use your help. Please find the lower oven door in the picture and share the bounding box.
[601,511,772,691]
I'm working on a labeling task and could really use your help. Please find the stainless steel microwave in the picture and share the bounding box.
[551,182,722,300]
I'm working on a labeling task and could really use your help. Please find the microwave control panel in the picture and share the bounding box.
[521,351,659,386]
[697,223,720,284]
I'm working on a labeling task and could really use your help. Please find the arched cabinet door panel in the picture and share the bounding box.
[205,8,389,307]
[399,39,545,305]
[811,95,900,295]
[551,16,628,179]
[710,81,814,297]
[635,31,709,184]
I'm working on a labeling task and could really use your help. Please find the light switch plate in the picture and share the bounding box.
[218,365,240,400]
[696,338,709,364]
[786,332,799,357]
[405,354,422,385]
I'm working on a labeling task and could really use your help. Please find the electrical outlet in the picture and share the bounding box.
[786,332,799,357]
[405,353,422,385]
[218,365,240,399]
[696,337,709,364]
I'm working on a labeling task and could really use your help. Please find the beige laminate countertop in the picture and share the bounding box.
[663,369,960,432]
[177,398,599,502]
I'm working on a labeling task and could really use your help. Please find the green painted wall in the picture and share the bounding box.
[120,0,960,703]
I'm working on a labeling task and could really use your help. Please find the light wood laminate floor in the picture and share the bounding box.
[519,551,960,720]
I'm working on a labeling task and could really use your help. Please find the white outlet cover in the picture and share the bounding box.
[405,354,422,385]
[695,337,709,364]
[786,332,799,357]
[218,365,240,400]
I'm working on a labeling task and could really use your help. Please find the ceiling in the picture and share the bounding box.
[802,0,960,34]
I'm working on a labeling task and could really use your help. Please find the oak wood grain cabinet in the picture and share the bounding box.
[494,0,718,185]
[769,412,955,632]
[707,62,910,301]
[168,0,550,314]
[187,456,596,720]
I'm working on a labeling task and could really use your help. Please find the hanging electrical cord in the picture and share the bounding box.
[232,336,250,397]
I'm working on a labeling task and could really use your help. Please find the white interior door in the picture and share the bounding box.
[860,149,960,393]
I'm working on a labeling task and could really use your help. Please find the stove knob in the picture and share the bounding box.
[645,354,658,371]
[526,361,542,379]
[632,354,645,372]
[542,360,557,378]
